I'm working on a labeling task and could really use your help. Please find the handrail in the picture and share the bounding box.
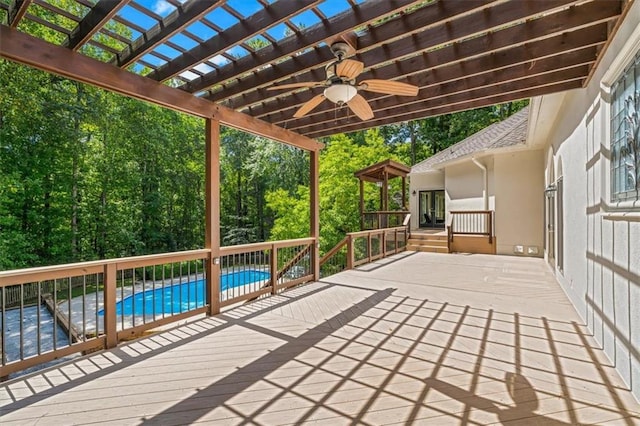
[219,237,315,256]
[449,210,494,243]
[319,236,348,265]
[276,243,312,280]
[0,249,212,286]
[361,210,409,230]
[0,237,318,378]
[319,226,408,278]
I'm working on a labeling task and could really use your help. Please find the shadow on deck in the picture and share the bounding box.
[1,253,639,425]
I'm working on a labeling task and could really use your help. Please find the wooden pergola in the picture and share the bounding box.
[0,0,630,138]
[0,0,631,297]
[354,159,410,230]
[0,0,635,380]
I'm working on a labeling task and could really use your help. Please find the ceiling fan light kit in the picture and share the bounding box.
[268,39,419,122]
[324,84,357,103]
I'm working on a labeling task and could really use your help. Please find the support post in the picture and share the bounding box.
[401,176,406,210]
[205,119,221,315]
[346,235,354,270]
[310,149,320,281]
[103,263,117,349]
[382,230,386,258]
[271,244,278,295]
[359,179,364,230]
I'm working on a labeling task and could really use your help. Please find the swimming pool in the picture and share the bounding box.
[102,270,269,316]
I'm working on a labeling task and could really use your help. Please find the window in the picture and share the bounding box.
[611,51,640,201]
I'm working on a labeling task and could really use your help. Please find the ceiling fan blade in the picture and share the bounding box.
[360,79,419,96]
[293,94,326,118]
[347,94,374,121]
[336,59,364,80]
[267,82,322,90]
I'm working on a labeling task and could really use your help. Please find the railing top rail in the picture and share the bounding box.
[0,249,212,286]
[319,236,349,265]
[348,226,407,238]
[450,210,493,214]
[362,210,410,215]
[219,237,315,256]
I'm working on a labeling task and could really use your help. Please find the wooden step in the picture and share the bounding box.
[408,238,448,248]
[409,233,448,241]
[407,244,449,253]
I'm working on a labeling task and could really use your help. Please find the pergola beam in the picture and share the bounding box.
[151,0,321,82]
[188,0,424,95]
[248,2,620,123]
[116,0,222,68]
[284,36,604,131]
[306,80,584,138]
[204,0,494,103]
[0,25,322,152]
[66,0,128,51]
[227,0,582,113]
[257,1,617,124]
[299,66,588,135]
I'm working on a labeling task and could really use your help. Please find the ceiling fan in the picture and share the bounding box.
[267,41,419,121]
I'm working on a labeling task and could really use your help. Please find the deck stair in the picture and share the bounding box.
[407,232,449,253]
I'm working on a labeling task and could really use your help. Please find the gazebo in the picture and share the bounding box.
[354,159,410,230]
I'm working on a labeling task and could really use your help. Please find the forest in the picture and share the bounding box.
[0,58,526,270]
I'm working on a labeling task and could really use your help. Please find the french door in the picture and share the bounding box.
[418,190,445,228]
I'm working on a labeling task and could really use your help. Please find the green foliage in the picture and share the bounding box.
[0,53,527,268]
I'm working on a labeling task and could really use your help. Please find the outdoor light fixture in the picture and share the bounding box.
[324,84,357,104]
[412,190,417,196]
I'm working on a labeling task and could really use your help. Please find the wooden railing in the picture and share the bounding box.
[0,237,316,378]
[361,211,409,230]
[320,226,408,278]
[218,238,315,307]
[448,210,494,243]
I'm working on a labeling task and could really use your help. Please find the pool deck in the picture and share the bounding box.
[1,252,639,425]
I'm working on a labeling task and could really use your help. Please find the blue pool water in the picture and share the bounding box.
[101,270,269,316]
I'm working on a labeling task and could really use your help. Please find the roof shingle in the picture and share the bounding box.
[410,106,529,173]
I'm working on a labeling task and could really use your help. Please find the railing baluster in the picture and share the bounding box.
[53,279,58,351]
[67,277,72,344]
[19,285,24,360]
[37,282,42,353]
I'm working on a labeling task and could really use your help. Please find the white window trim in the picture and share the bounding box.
[599,15,640,210]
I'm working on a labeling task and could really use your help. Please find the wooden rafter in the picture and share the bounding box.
[189,0,425,95]
[205,0,494,104]
[8,0,31,28]
[150,0,322,82]
[0,0,630,140]
[273,22,610,129]
[306,80,584,139]
[240,0,597,118]
[0,25,322,152]
[299,65,589,136]
[116,1,223,68]
[290,49,599,133]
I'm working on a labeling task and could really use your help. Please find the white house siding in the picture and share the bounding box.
[538,0,640,400]
[493,150,544,256]
[408,171,444,229]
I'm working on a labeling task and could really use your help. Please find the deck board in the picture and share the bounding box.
[1,252,639,425]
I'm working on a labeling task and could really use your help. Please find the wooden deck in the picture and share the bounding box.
[1,252,639,425]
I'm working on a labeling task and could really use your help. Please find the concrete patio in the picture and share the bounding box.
[1,252,639,425]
